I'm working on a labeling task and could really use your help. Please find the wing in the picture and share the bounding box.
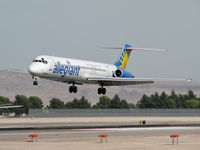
[88,77,154,86]
[7,69,28,74]
[0,105,23,109]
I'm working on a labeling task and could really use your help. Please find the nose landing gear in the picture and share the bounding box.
[33,80,38,86]
[32,76,38,86]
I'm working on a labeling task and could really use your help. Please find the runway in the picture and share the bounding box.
[0,126,200,150]
[1,117,200,150]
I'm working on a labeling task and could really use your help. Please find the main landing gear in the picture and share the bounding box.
[69,83,77,93]
[32,76,38,86]
[98,86,106,95]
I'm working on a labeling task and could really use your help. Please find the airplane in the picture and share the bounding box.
[28,44,166,95]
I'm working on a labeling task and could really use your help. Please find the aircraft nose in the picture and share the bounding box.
[28,64,39,75]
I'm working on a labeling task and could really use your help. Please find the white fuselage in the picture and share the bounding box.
[28,44,162,94]
[28,55,117,85]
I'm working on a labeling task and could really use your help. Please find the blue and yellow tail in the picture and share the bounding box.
[115,44,132,70]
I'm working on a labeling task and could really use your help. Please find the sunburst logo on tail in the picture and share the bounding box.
[119,50,129,69]
[115,44,132,70]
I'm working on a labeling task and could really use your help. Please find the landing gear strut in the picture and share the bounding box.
[98,86,106,95]
[69,83,77,93]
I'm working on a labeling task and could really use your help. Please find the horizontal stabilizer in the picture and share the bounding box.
[0,105,23,109]
[102,47,166,52]
[105,44,166,70]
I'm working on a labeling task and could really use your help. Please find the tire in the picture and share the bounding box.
[69,86,73,93]
[73,86,77,93]
[98,88,102,95]
[102,88,106,95]
[33,81,38,86]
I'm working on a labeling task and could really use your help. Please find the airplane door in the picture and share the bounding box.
[47,57,55,73]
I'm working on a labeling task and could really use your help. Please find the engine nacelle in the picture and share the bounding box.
[113,69,123,77]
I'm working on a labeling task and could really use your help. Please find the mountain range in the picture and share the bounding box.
[0,70,199,105]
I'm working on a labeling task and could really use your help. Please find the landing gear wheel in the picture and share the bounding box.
[98,88,102,95]
[73,86,77,93]
[98,87,106,95]
[102,88,106,95]
[69,86,78,93]
[69,86,73,93]
[33,80,38,86]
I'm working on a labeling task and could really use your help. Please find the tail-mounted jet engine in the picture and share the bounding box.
[113,69,123,77]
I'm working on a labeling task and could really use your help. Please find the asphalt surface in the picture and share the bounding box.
[1,126,200,150]
[1,117,200,150]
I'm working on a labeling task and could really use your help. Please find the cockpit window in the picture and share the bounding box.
[33,58,48,64]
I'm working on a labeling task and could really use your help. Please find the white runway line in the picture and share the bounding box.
[79,126,200,131]
[0,127,200,136]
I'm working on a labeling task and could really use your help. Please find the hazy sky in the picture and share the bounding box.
[0,0,199,81]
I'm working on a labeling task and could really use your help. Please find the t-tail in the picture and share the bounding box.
[115,44,132,70]
[114,44,165,70]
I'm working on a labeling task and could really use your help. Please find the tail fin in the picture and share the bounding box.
[103,44,165,70]
[115,44,132,70]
